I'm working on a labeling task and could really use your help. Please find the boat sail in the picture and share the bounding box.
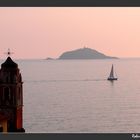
[107,64,118,80]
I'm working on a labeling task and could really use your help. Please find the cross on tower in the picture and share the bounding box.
[4,48,14,57]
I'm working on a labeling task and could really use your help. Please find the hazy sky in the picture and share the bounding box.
[0,7,140,59]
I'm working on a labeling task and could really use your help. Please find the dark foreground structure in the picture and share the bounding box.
[0,56,25,133]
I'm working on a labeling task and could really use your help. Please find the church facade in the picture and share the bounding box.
[0,56,25,132]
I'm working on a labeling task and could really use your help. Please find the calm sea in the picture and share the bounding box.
[1,58,140,133]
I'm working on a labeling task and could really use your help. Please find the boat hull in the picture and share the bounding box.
[107,77,118,80]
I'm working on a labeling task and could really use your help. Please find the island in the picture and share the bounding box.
[58,47,118,59]
[46,57,55,60]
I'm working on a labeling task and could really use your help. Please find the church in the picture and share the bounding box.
[0,54,25,133]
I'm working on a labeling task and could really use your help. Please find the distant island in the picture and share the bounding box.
[58,48,118,59]
[46,57,54,60]
[46,47,118,60]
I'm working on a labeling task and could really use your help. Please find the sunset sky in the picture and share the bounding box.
[0,7,140,59]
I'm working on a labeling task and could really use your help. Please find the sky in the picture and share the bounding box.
[0,7,140,59]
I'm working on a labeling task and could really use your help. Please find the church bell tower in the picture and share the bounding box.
[0,54,25,132]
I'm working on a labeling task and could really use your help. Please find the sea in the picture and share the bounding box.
[1,58,140,133]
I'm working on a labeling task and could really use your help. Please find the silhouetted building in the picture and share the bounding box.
[0,57,25,132]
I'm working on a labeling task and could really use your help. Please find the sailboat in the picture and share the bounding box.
[107,64,118,80]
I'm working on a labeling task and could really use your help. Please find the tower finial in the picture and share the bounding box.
[4,48,14,57]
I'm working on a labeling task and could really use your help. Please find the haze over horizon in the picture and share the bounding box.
[0,7,140,59]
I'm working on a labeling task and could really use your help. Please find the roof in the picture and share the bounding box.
[1,57,18,68]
